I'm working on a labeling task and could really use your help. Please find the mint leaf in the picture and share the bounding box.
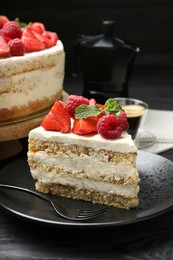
[104,98,123,115]
[75,104,102,119]
[15,17,32,28]
[74,98,123,119]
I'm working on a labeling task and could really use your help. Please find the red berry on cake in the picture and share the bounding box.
[41,101,71,133]
[0,15,9,29]
[29,22,45,34]
[89,98,96,106]
[42,31,58,48]
[2,21,22,40]
[0,35,10,57]
[66,95,89,118]
[97,114,124,139]
[22,27,46,52]
[119,112,129,131]
[8,38,25,56]
[72,118,98,135]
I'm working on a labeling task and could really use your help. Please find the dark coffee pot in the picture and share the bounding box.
[71,21,139,103]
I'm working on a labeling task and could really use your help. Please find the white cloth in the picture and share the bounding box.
[135,109,173,153]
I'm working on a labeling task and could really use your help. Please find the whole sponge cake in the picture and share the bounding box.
[28,95,140,209]
[0,16,65,121]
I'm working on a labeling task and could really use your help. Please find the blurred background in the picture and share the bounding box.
[1,0,173,107]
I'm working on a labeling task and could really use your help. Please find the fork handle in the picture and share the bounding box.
[0,183,50,204]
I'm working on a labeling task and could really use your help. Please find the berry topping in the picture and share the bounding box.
[42,31,58,48]
[73,97,128,139]
[41,101,71,133]
[8,38,25,56]
[89,98,96,106]
[0,15,9,29]
[119,112,129,131]
[0,15,59,57]
[66,95,89,118]
[72,118,98,135]
[0,35,10,57]
[40,95,129,140]
[2,21,22,40]
[29,22,45,34]
[22,27,46,52]
[97,114,124,139]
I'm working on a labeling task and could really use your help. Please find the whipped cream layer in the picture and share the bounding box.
[0,41,64,110]
[29,126,137,153]
[31,167,139,198]
[28,150,138,181]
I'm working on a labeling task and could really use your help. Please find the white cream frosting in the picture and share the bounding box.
[0,41,64,110]
[28,150,137,180]
[31,168,139,198]
[29,126,137,153]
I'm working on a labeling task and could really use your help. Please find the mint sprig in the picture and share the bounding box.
[75,98,124,119]
[75,104,102,119]
[104,98,124,115]
[15,17,32,28]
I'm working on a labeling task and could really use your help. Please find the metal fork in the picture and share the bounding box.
[0,184,109,221]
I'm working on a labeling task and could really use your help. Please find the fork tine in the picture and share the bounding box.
[77,210,107,219]
[77,207,109,219]
[78,206,109,215]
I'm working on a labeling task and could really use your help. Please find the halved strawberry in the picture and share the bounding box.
[42,31,58,48]
[72,118,98,135]
[0,15,9,29]
[29,22,45,34]
[0,35,10,57]
[41,101,71,133]
[22,27,45,52]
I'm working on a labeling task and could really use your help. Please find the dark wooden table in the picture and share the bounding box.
[0,67,173,259]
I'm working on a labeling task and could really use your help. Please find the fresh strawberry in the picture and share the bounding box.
[89,98,96,106]
[72,118,98,135]
[29,22,45,34]
[41,101,71,133]
[8,38,25,56]
[0,35,10,57]
[66,95,89,118]
[2,21,22,40]
[42,31,58,48]
[31,30,45,44]
[0,15,9,29]
[22,27,45,52]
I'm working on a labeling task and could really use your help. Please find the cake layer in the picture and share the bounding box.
[0,41,65,121]
[28,152,138,185]
[36,182,138,209]
[29,162,139,198]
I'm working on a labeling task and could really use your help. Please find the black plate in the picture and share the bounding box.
[0,151,173,227]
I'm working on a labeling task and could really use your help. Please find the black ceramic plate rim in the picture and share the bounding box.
[0,197,173,228]
[0,151,173,228]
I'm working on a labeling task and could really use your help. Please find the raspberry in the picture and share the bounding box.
[97,114,123,139]
[8,38,25,56]
[66,95,89,118]
[0,20,3,29]
[119,112,129,131]
[2,21,22,40]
